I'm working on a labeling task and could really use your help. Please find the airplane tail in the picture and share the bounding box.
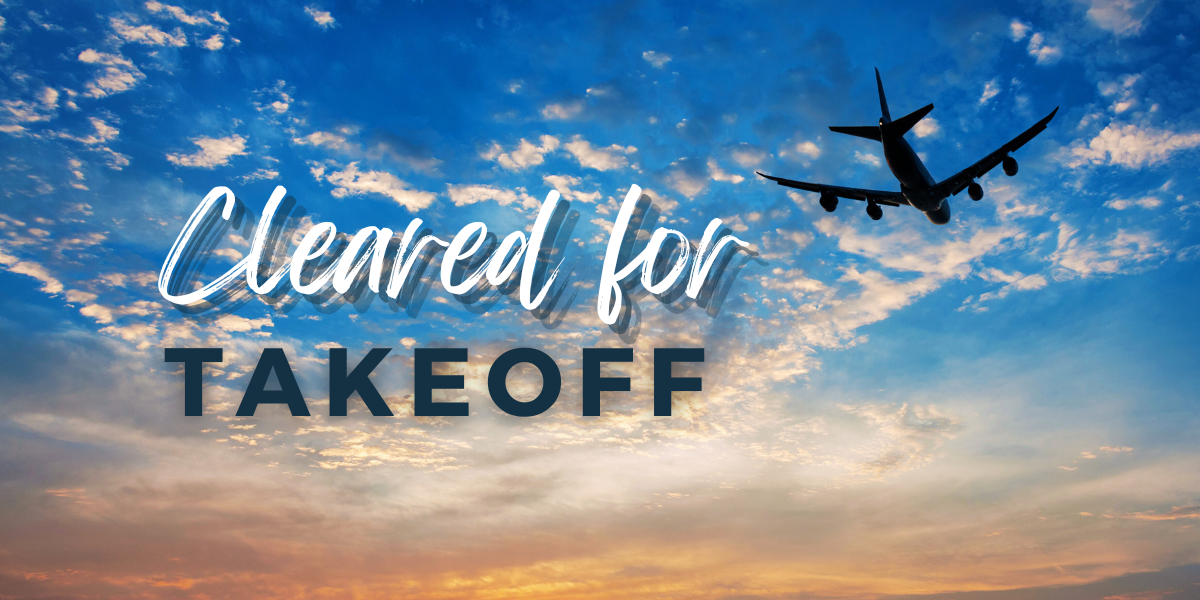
[885,103,934,136]
[828,125,881,141]
[875,67,891,122]
[828,67,934,141]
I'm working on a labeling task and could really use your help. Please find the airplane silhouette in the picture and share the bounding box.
[757,68,1057,225]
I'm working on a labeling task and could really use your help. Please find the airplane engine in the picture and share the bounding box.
[925,200,951,225]
[819,192,838,212]
[866,201,883,221]
[968,182,984,201]
[1003,156,1018,176]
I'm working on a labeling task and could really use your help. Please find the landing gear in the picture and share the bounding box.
[968,182,983,201]
[819,192,838,212]
[866,200,883,221]
[1003,156,1018,176]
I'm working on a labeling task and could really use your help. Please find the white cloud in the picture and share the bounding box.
[1009,19,1031,41]
[77,49,145,98]
[145,1,228,27]
[293,129,356,153]
[1098,74,1142,114]
[312,162,436,211]
[661,158,708,198]
[215,314,273,333]
[1051,223,1168,277]
[110,17,186,47]
[794,141,821,160]
[480,136,560,171]
[541,101,584,120]
[642,51,672,68]
[854,151,881,167]
[1,87,59,129]
[202,35,224,50]
[707,159,744,184]
[1080,0,1156,37]
[0,252,63,294]
[979,79,1000,105]
[911,117,939,138]
[1027,32,1063,65]
[240,168,280,183]
[305,6,336,29]
[543,174,602,203]
[166,134,248,168]
[62,117,120,145]
[730,144,769,168]
[563,135,635,171]
[446,184,538,209]
[839,403,962,477]
[1066,122,1200,169]
[963,270,1049,310]
[1105,196,1161,210]
[55,117,129,169]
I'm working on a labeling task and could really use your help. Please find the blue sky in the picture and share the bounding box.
[1,0,1199,598]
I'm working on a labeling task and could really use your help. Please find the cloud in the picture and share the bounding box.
[77,49,145,98]
[911,117,939,138]
[642,51,672,68]
[1066,123,1200,169]
[1098,74,1142,113]
[563,135,635,171]
[840,403,962,477]
[729,143,769,168]
[214,314,273,333]
[1121,505,1200,521]
[55,117,129,169]
[293,129,358,156]
[543,174,601,203]
[541,101,584,120]
[110,17,186,47]
[1080,0,1157,37]
[202,35,224,50]
[145,1,228,27]
[660,157,708,198]
[166,134,248,168]
[481,136,560,171]
[294,126,441,175]
[1027,32,1063,65]
[1104,196,1161,210]
[1,87,59,130]
[1051,223,1169,277]
[305,6,337,29]
[446,184,537,209]
[1009,19,1031,41]
[311,162,436,211]
[854,151,881,167]
[962,269,1049,310]
[0,252,63,294]
[979,79,1001,105]
[62,117,119,145]
[240,168,280,183]
[790,141,822,163]
[707,159,744,184]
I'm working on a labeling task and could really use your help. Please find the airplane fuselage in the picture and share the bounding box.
[879,121,952,224]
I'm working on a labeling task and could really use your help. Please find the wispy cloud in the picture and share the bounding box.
[166,134,248,168]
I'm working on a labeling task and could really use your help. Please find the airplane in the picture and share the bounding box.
[756,68,1057,225]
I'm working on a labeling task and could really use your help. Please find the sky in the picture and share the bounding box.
[1,0,1199,598]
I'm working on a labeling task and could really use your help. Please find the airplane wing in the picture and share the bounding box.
[933,107,1059,198]
[755,172,908,207]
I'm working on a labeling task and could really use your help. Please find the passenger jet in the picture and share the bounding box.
[756,68,1057,224]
